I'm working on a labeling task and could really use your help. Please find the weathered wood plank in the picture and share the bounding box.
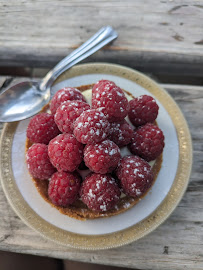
[0,77,202,270]
[0,1,203,76]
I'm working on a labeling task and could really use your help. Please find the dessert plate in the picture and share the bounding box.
[0,63,192,249]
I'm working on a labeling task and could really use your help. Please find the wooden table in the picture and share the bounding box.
[1,0,203,80]
[0,1,203,269]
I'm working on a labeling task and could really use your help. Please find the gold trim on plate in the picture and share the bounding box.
[0,63,193,250]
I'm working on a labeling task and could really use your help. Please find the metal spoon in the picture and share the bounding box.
[0,26,118,122]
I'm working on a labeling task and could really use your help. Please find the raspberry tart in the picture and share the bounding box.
[25,81,164,220]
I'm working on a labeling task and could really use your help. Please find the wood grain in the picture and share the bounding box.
[0,77,202,270]
[0,1,203,76]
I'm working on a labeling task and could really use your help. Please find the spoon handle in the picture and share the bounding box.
[40,26,118,91]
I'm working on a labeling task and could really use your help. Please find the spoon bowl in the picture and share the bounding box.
[0,81,50,122]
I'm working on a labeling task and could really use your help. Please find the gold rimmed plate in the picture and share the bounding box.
[0,63,192,249]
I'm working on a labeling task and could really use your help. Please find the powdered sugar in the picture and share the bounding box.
[88,189,95,199]
[102,177,107,183]
[109,148,118,156]
[134,168,139,174]
[135,189,142,196]
[78,122,82,128]
[96,182,100,189]
[116,91,123,97]
[100,204,107,211]
[123,202,131,209]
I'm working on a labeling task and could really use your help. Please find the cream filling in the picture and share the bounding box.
[82,89,92,105]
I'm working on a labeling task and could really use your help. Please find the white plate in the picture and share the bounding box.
[12,73,178,235]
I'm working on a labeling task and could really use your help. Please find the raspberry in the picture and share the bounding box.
[50,87,86,114]
[26,143,56,180]
[108,120,134,147]
[80,173,121,212]
[48,171,81,206]
[84,140,121,174]
[54,100,90,133]
[116,156,154,198]
[92,79,115,96]
[74,109,110,144]
[48,133,83,172]
[92,80,129,122]
[128,95,159,127]
[26,113,60,144]
[129,123,165,161]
